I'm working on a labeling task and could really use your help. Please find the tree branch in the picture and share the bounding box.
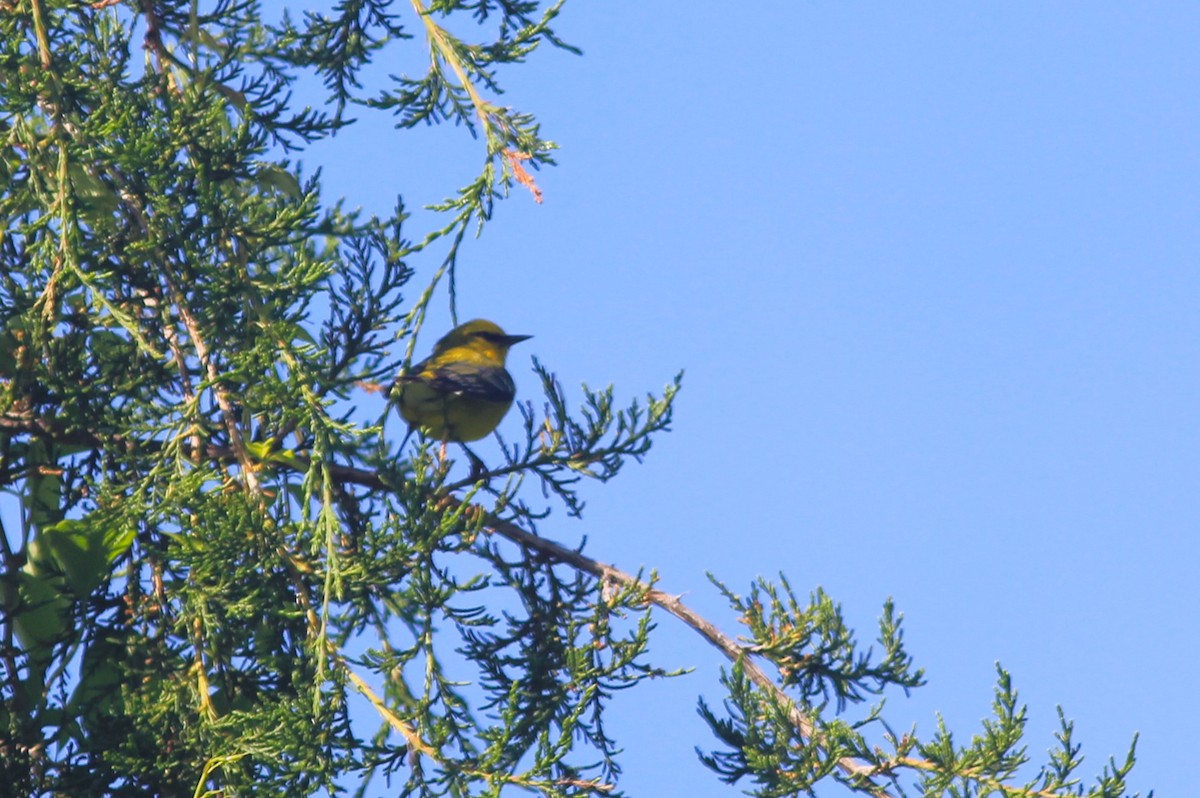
[0,411,896,794]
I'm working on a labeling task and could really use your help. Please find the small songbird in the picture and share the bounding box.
[392,319,532,446]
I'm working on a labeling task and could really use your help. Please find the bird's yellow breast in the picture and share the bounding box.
[397,380,514,443]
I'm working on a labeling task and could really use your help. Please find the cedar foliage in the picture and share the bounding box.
[0,1,1143,796]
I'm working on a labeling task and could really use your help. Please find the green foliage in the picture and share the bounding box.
[696,583,1142,798]
[0,0,1144,796]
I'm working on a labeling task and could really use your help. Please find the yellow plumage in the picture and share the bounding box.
[392,319,531,443]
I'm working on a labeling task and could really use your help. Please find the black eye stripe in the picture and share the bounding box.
[475,331,505,343]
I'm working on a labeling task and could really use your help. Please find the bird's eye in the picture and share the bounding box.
[476,331,504,343]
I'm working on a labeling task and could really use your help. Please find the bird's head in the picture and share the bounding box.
[433,319,532,364]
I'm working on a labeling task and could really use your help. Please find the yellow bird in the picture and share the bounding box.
[392,319,532,445]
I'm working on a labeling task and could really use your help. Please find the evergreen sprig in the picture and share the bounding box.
[0,1,1146,796]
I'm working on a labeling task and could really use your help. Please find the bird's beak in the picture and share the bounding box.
[504,334,533,346]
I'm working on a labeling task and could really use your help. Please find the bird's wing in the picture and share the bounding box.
[404,361,516,404]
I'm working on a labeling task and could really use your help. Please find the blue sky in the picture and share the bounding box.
[290,3,1197,795]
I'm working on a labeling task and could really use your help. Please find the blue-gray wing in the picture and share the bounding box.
[418,361,516,404]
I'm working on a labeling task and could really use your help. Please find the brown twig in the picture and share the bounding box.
[504,149,543,204]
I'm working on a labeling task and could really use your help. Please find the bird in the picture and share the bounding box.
[392,319,532,449]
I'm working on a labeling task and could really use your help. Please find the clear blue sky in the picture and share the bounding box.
[286,4,1196,794]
